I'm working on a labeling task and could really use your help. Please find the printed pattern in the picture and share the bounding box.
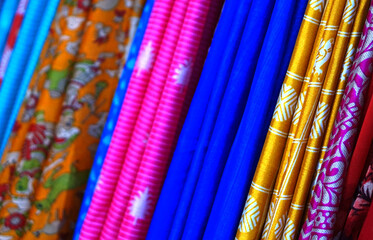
[342,149,373,239]
[236,0,370,239]
[284,2,369,236]
[0,0,29,85]
[273,84,298,122]
[238,195,260,233]
[236,2,327,239]
[0,0,144,239]
[300,5,373,239]
[259,0,350,239]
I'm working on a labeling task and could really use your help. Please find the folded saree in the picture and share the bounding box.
[236,1,327,238]
[203,0,308,239]
[300,3,373,238]
[80,1,174,238]
[100,1,190,238]
[118,1,224,238]
[147,0,253,238]
[73,1,153,239]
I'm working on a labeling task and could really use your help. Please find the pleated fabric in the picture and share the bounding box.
[121,1,223,238]
[0,0,50,156]
[334,76,373,239]
[236,1,326,239]
[308,0,369,215]
[175,1,278,239]
[0,0,29,84]
[204,0,308,239]
[300,4,373,239]
[359,191,373,240]
[0,1,89,238]
[0,0,20,57]
[0,0,145,238]
[102,1,191,239]
[0,0,61,161]
[263,0,348,238]
[341,153,373,239]
[147,0,253,238]
[80,1,175,238]
[73,1,155,239]
[288,1,369,238]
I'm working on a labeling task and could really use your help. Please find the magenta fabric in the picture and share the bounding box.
[79,1,174,239]
[116,0,223,239]
[100,1,189,239]
[300,4,373,240]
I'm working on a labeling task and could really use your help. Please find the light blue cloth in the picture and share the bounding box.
[147,0,253,238]
[0,0,20,57]
[73,1,155,239]
[203,0,308,238]
[0,0,52,155]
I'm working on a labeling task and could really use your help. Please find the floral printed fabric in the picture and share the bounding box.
[0,0,144,239]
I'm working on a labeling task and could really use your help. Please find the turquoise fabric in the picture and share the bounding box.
[0,0,20,57]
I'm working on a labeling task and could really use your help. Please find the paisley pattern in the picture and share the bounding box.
[300,5,373,239]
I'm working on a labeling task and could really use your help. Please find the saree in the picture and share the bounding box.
[118,1,223,238]
[203,0,308,239]
[0,0,51,157]
[80,1,174,238]
[1,0,144,238]
[0,0,61,159]
[73,1,153,239]
[236,1,327,239]
[180,1,278,239]
[101,0,191,238]
[147,0,253,238]
[282,1,368,239]
[300,3,373,239]
[0,0,29,85]
[358,183,373,240]
[333,56,373,240]
[0,0,20,58]
[0,0,89,238]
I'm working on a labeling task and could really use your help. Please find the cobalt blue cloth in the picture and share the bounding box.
[72,1,155,239]
[0,0,20,57]
[0,0,49,154]
[0,0,60,160]
[180,0,277,239]
[203,0,308,239]
[147,0,252,238]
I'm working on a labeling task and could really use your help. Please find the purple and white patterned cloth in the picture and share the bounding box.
[300,4,373,240]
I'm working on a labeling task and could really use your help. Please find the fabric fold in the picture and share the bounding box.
[80,1,174,239]
[147,0,253,238]
[236,1,326,239]
[100,1,189,239]
[73,1,154,239]
[203,0,308,239]
[300,3,373,239]
[118,0,224,238]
